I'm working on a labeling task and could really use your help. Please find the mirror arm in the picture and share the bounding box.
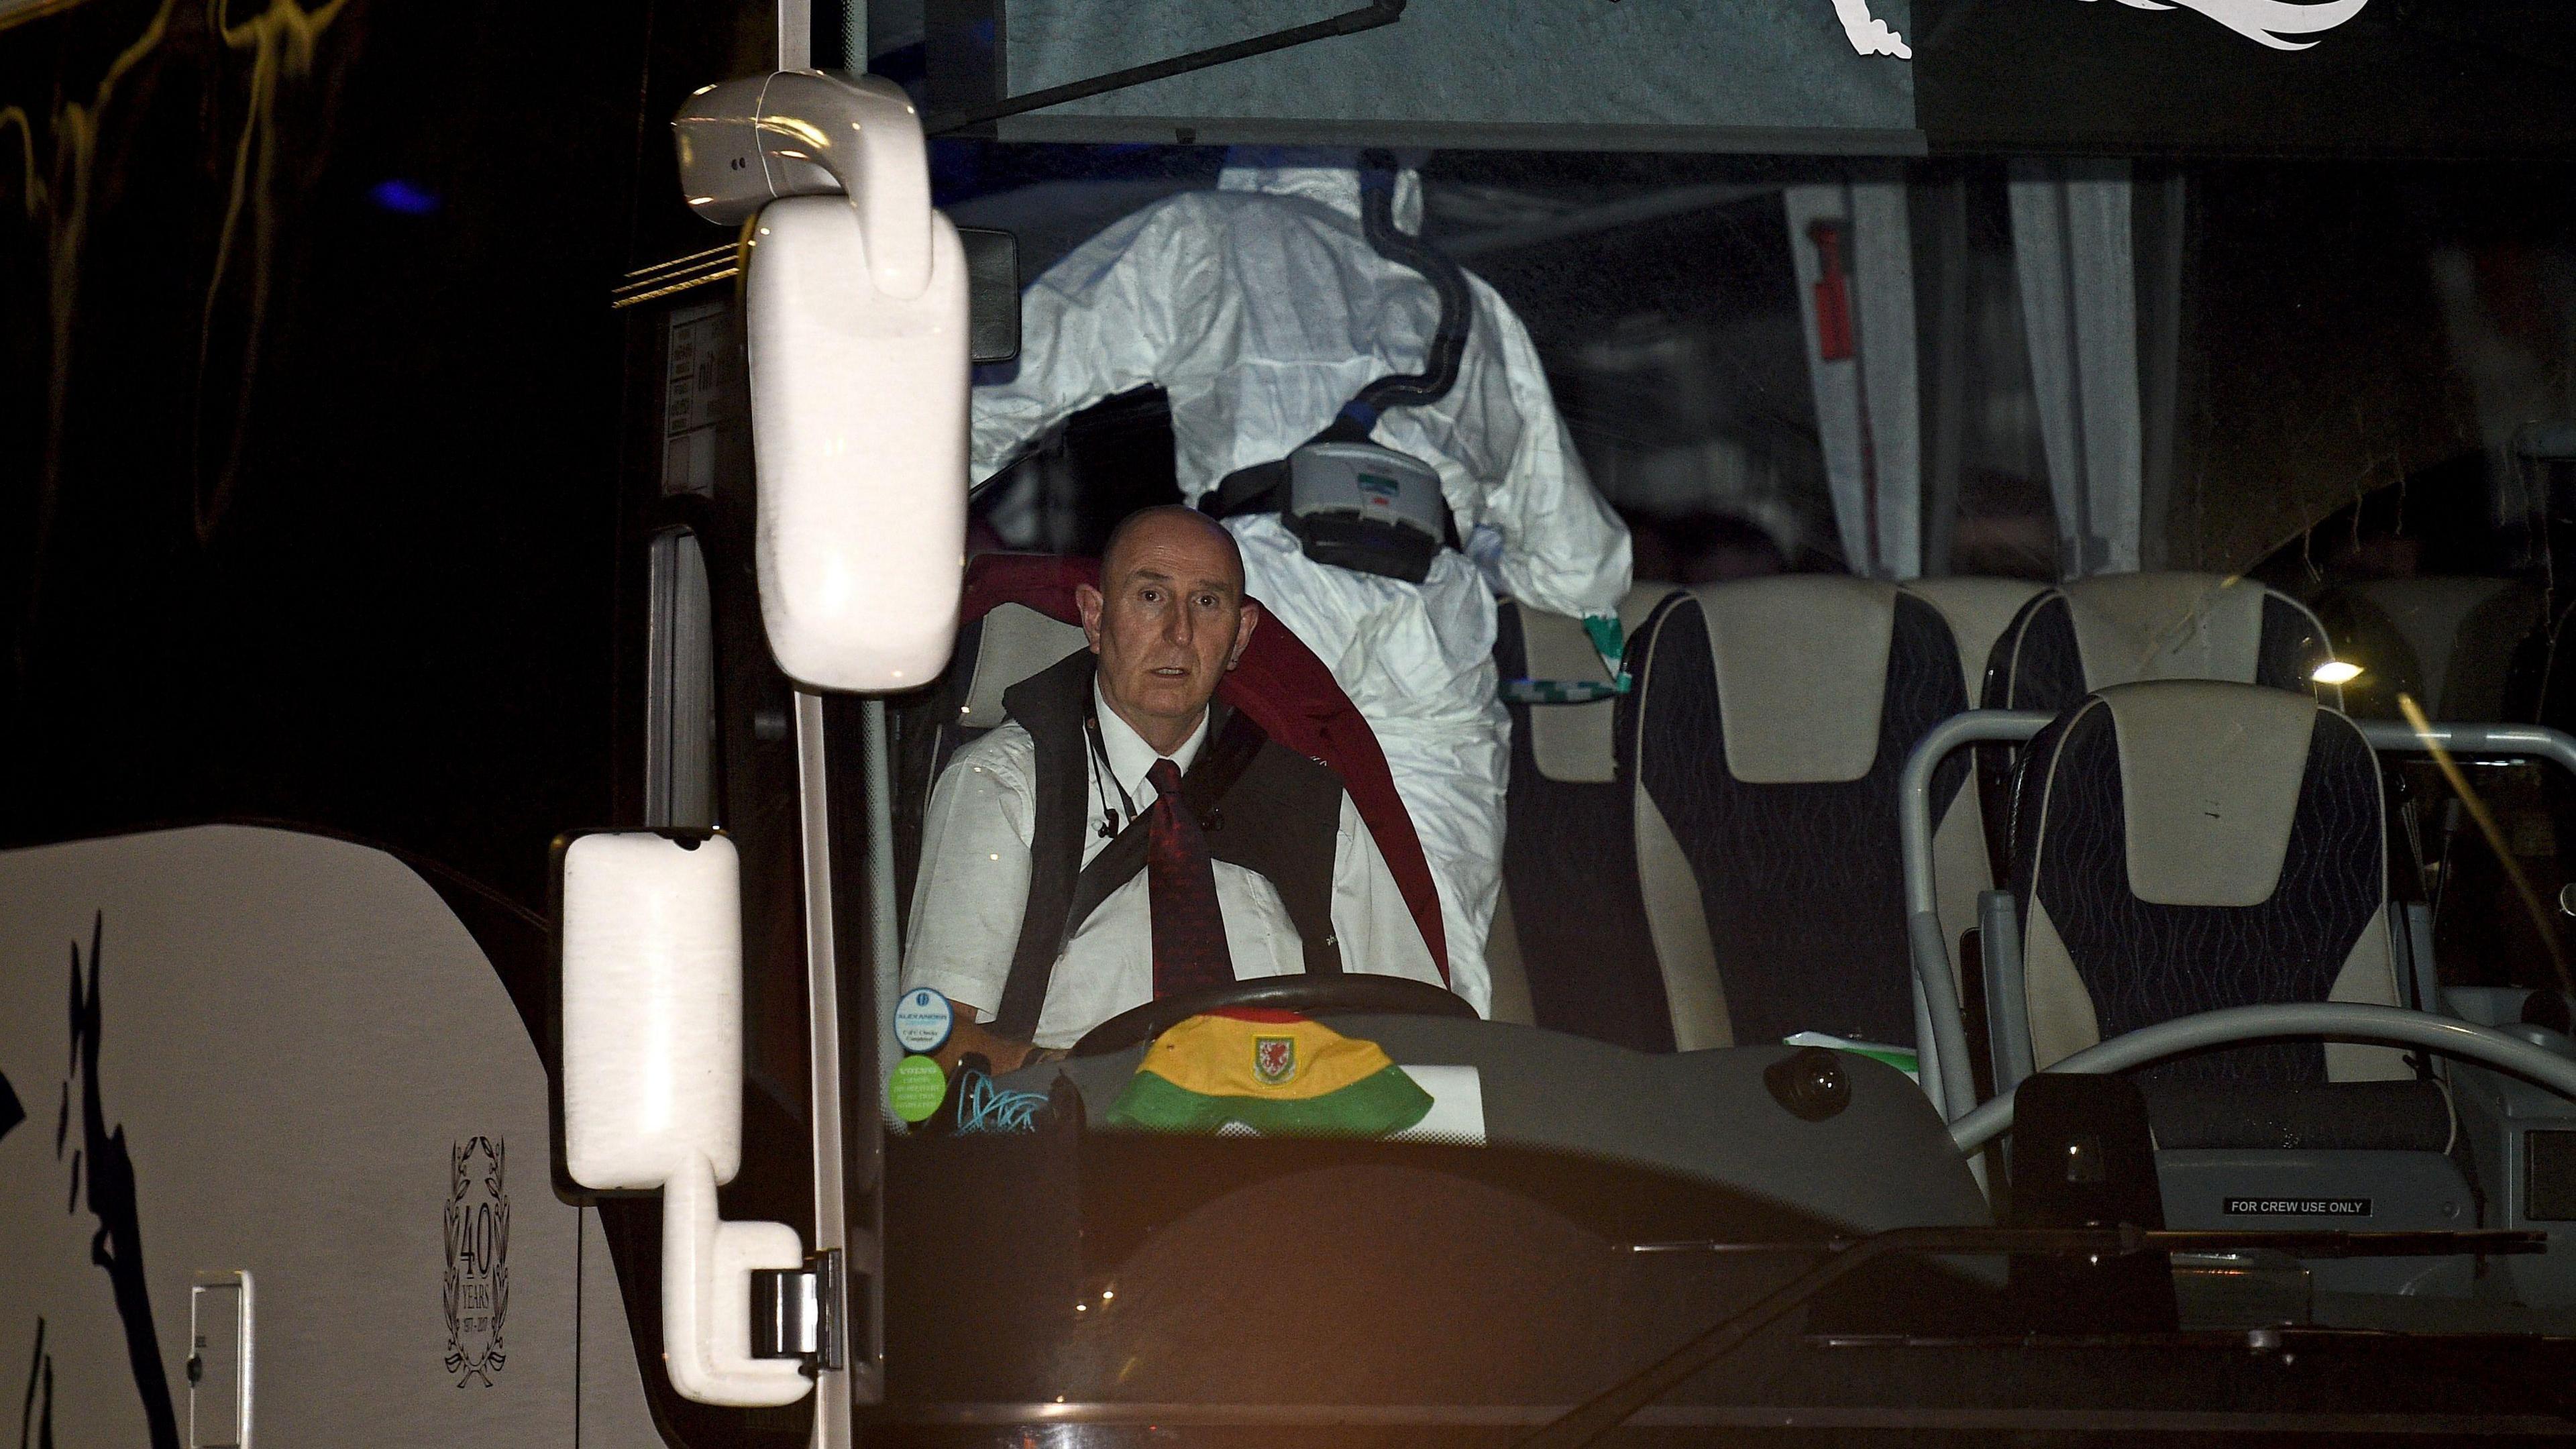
[675,72,932,299]
[661,1150,811,1405]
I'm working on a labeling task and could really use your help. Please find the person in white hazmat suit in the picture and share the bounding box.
[969,148,1633,1010]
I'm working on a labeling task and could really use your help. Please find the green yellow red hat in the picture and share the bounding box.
[1103,1008,1434,1138]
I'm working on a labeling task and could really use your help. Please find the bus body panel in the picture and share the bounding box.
[0,824,655,1448]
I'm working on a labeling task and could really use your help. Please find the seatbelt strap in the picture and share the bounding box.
[1498,677,1629,705]
[1058,706,1271,945]
[992,703,1344,1040]
[994,653,1098,1040]
[1200,457,1291,521]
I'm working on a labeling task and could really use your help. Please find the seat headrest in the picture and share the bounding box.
[2090,680,2323,908]
[1695,576,1897,785]
[1902,576,2050,695]
[2063,572,2273,688]
[959,603,1088,729]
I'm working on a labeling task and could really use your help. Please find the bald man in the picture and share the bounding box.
[904,507,1457,1071]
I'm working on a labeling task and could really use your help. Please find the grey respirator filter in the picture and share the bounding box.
[1282,440,1447,585]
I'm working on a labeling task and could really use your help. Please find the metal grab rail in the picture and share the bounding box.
[1896,710,2051,1123]
[1948,1002,2576,1153]
[1896,708,2576,1134]
[2355,718,2576,776]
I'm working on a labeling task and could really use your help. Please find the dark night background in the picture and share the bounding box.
[0,0,770,909]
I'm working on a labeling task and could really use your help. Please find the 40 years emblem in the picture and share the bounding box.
[444,1136,511,1387]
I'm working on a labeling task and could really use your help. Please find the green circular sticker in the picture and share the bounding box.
[888,1053,948,1124]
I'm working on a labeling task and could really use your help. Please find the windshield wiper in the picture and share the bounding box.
[1519,1224,2546,1449]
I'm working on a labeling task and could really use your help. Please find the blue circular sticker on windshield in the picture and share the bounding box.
[892,986,954,1054]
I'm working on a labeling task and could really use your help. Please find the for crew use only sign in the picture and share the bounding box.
[2225,1197,2372,1216]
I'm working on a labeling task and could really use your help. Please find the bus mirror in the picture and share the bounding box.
[744,194,969,693]
[959,227,1020,364]
[558,831,813,1407]
[676,71,966,692]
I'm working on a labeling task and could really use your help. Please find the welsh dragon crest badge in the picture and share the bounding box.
[444,1136,511,1387]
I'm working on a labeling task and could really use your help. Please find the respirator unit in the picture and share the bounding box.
[1201,157,1470,586]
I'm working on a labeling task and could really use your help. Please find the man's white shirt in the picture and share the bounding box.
[902,682,1464,1049]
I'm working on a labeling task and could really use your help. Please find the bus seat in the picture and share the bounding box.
[1623,577,1984,1057]
[1492,583,1678,1049]
[2313,576,2543,721]
[1979,572,2337,881]
[2002,680,2470,1281]
[1904,577,2054,696]
[893,598,1093,934]
[1902,578,2054,1015]
[2009,680,2408,1081]
[1986,572,2337,710]
[956,602,1089,731]
[901,596,1090,823]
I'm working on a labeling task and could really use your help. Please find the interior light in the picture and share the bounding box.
[2312,660,2363,686]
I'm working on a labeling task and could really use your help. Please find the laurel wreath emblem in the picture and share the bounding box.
[443,1136,511,1387]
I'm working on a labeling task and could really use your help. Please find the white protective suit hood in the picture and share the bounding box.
[1213,150,1424,234]
[970,148,1634,1006]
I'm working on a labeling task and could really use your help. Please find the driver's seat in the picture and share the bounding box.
[2003,680,2474,1289]
[892,596,1089,934]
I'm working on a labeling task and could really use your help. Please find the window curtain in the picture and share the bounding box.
[1786,174,1921,580]
[2008,160,2144,578]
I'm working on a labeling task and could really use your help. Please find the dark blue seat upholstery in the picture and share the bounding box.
[1623,577,1979,1054]
[1492,586,1676,1049]
[1978,572,2337,881]
[2007,681,2399,1087]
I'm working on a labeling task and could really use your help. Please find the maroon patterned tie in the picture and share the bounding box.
[1146,758,1235,997]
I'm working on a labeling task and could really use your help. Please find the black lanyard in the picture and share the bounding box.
[1083,696,1142,839]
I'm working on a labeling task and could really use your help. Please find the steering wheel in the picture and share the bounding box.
[1071,975,1477,1058]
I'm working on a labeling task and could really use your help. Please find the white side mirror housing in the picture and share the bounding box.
[689,70,966,694]
[745,195,968,693]
[560,832,810,1407]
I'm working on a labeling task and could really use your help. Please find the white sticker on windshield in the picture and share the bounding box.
[892,987,954,1054]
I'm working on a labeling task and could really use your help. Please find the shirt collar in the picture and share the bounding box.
[1092,680,1209,797]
